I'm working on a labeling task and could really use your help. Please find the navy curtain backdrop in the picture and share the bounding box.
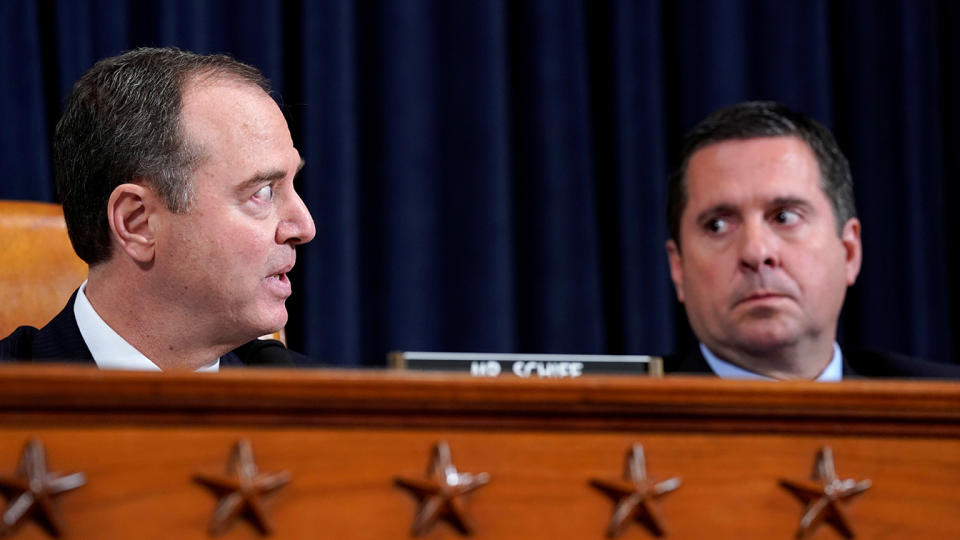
[1,0,957,366]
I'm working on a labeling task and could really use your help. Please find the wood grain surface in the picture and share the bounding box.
[0,201,87,337]
[0,365,957,539]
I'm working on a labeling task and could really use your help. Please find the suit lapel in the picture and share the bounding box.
[220,351,244,367]
[663,347,715,374]
[31,291,94,364]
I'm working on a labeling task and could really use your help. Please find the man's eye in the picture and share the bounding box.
[774,209,800,225]
[252,185,274,202]
[705,218,729,234]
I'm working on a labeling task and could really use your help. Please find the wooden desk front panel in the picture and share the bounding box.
[0,367,958,539]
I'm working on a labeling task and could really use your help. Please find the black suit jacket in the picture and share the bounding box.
[0,292,301,368]
[662,345,960,379]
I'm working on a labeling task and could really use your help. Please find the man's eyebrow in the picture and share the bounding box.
[770,196,813,209]
[236,159,306,192]
[693,197,815,223]
[694,204,737,224]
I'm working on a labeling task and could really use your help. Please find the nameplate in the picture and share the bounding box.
[389,352,662,378]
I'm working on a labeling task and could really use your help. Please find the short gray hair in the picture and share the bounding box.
[54,47,270,264]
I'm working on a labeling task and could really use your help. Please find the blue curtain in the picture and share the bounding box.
[1,0,957,366]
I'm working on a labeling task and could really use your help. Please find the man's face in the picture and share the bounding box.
[152,78,315,344]
[666,136,861,358]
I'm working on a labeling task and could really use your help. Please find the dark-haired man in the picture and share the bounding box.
[0,47,315,370]
[663,101,957,379]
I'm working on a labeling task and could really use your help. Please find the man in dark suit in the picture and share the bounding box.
[663,101,957,379]
[0,48,315,370]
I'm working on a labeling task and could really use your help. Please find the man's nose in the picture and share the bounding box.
[276,189,316,246]
[738,218,778,271]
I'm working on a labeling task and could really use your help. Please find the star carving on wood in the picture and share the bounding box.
[0,438,86,538]
[194,439,291,537]
[589,444,682,538]
[779,446,871,539]
[394,441,491,536]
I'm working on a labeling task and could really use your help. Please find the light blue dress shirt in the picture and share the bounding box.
[699,342,843,381]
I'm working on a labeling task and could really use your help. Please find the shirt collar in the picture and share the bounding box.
[699,342,843,381]
[74,281,219,372]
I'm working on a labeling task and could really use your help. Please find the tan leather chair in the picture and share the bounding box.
[0,200,88,337]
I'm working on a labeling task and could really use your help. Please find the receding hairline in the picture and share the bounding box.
[178,69,276,117]
[175,70,284,172]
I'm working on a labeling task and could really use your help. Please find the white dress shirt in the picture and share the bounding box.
[700,342,843,381]
[74,281,219,371]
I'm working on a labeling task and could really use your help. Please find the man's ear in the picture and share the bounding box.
[841,217,862,286]
[666,239,685,303]
[106,183,160,264]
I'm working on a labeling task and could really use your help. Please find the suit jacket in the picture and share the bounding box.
[0,292,301,368]
[662,345,960,379]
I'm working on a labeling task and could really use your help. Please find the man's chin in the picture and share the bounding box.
[242,305,288,341]
[261,314,289,337]
[730,322,801,354]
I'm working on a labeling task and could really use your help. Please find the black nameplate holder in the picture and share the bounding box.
[388,352,663,378]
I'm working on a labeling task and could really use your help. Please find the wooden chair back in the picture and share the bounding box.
[0,200,87,337]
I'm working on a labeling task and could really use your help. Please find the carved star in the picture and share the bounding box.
[194,440,291,536]
[395,441,491,536]
[0,439,86,538]
[779,446,871,539]
[590,444,682,538]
